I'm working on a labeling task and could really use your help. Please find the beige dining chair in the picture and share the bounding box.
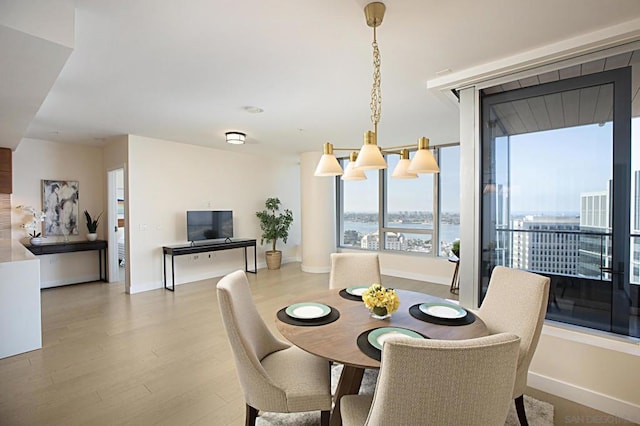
[329,252,382,289]
[340,333,521,426]
[477,266,550,426]
[216,270,332,426]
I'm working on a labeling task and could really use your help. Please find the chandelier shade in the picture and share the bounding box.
[407,137,440,173]
[314,142,343,176]
[354,131,386,170]
[342,152,367,181]
[391,149,418,179]
[313,2,439,180]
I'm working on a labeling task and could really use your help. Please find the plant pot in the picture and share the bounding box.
[87,233,98,241]
[370,306,391,320]
[265,250,282,270]
[30,237,43,246]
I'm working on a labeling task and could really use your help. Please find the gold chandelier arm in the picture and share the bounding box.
[380,144,416,152]
[331,147,363,152]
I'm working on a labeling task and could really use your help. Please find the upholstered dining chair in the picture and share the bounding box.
[340,333,521,426]
[329,252,382,289]
[216,270,332,426]
[477,266,551,426]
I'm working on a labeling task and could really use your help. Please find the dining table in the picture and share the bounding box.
[275,287,490,426]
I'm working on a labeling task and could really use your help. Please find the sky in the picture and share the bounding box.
[504,122,613,215]
[342,145,460,213]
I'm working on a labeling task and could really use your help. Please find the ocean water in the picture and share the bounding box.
[343,221,459,245]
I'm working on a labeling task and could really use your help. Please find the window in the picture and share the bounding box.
[337,145,460,257]
[338,162,379,249]
[481,66,637,338]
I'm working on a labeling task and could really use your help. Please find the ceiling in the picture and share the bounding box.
[3,0,640,160]
[484,51,640,137]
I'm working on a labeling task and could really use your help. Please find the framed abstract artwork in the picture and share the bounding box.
[42,180,79,237]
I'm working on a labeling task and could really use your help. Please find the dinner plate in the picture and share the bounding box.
[367,327,424,350]
[345,286,368,296]
[418,302,467,319]
[285,302,331,320]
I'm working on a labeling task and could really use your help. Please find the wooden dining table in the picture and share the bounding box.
[275,288,489,426]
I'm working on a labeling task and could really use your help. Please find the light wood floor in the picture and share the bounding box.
[0,263,635,425]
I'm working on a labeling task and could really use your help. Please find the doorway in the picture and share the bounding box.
[108,167,126,283]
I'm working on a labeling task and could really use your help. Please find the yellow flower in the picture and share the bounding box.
[362,283,400,314]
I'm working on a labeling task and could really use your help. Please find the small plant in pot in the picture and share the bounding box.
[255,197,293,270]
[451,239,460,259]
[84,210,102,241]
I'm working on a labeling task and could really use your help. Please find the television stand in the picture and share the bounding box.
[162,238,257,291]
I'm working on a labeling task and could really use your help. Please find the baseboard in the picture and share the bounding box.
[129,280,162,294]
[301,264,331,273]
[528,372,640,424]
[381,267,450,286]
[130,258,304,294]
[297,264,452,281]
[40,274,101,289]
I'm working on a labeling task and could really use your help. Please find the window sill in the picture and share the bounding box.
[542,320,640,355]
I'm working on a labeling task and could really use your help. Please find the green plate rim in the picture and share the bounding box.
[418,302,467,319]
[345,285,368,296]
[367,327,424,350]
[285,302,331,319]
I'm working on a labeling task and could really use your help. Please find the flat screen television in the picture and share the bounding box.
[187,210,233,242]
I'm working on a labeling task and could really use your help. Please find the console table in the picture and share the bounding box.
[25,240,108,282]
[162,238,257,291]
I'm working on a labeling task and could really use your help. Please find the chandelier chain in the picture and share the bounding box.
[370,38,382,127]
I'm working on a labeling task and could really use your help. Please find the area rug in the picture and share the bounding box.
[256,365,554,425]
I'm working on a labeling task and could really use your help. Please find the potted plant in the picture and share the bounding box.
[451,239,460,258]
[255,197,293,270]
[16,205,45,245]
[84,210,102,241]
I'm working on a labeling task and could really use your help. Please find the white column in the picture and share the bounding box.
[458,86,481,309]
[300,151,336,273]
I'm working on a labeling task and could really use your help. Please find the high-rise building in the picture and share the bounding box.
[579,189,611,278]
[633,172,640,283]
[511,215,581,275]
[361,231,407,251]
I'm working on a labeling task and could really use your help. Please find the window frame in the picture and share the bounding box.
[336,143,460,257]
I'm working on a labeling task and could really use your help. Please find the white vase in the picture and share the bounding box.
[30,237,43,245]
[87,233,98,241]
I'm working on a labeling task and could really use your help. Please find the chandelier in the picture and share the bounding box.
[314,2,439,181]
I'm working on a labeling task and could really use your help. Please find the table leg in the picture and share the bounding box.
[167,255,175,292]
[331,365,365,426]
[163,253,166,289]
[450,261,460,294]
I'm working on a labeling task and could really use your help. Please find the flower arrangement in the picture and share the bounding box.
[16,205,45,238]
[362,283,400,318]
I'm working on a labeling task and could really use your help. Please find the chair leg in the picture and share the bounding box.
[245,404,258,426]
[515,395,528,426]
[320,410,330,426]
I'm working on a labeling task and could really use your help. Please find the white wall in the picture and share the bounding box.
[12,138,106,287]
[126,135,301,293]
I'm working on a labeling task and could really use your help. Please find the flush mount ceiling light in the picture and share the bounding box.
[225,131,246,145]
[314,2,439,180]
